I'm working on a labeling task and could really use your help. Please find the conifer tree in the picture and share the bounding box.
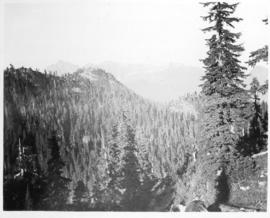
[135,141,158,211]
[39,131,71,210]
[120,114,141,211]
[90,144,111,210]
[4,137,43,210]
[200,2,247,97]
[250,78,262,115]
[248,78,267,153]
[106,123,123,210]
[199,2,248,204]
[245,17,268,154]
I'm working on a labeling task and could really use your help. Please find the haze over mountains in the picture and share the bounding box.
[46,60,268,102]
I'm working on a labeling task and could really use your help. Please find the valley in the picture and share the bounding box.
[2,0,268,213]
[3,64,267,211]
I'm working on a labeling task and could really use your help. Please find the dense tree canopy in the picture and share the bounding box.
[3,2,268,212]
[198,1,250,206]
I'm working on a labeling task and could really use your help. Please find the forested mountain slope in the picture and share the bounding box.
[4,65,199,210]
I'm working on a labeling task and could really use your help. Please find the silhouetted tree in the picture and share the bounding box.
[199,1,248,204]
[248,78,267,153]
[38,131,71,210]
[120,115,141,211]
[4,137,43,210]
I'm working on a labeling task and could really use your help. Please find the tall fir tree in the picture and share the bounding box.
[38,131,71,210]
[248,78,267,153]
[4,137,43,210]
[105,118,159,211]
[199,2,248,205]
[200,2,247,97]
[106,123,123,210]
[119,114,141,211]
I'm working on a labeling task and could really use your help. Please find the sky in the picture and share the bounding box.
[2,0,269,70]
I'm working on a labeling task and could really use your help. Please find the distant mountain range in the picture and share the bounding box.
[95,62,203,102]
[46,61,268,102]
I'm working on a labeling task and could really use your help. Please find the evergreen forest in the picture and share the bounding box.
[3,1,268,212]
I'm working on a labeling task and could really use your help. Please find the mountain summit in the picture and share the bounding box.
[46,60,79,76]
[45,61,268,103]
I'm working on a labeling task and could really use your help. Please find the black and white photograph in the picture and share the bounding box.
[0,0,269,214]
